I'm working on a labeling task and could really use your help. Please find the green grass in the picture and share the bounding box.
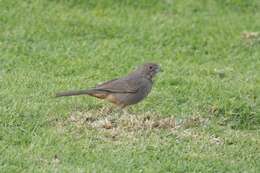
[1,0,260,172]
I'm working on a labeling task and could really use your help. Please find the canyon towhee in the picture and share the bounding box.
[56,63,161,108]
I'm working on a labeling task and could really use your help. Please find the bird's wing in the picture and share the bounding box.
[94,76,141,93]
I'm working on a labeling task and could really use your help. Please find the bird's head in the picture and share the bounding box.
[135,63,162,80]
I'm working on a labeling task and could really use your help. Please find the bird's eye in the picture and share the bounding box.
[149,66,153,69]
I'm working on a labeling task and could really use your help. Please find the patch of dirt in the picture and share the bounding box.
[241,31,260,45]
[66,110,177,131]
[242,31,259,40]
[52,108,217,143]
[63,109,208,133]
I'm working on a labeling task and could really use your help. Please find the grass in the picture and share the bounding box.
[0,0,260,172]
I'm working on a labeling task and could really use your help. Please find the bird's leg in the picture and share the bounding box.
[122,108,131,115]
[126,106,134,114]
[99,106,114,117]
[108,104,125,119]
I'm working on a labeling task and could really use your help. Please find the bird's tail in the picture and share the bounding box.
[55,89,92,97]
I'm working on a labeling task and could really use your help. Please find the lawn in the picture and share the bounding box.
[0,0,260,172]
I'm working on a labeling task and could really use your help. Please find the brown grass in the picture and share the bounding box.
[51,108,224,144]
[66,110,177,131]
[241,31,260,45]
[61,108,208,132]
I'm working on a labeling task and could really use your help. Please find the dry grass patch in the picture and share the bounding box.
[54,108,208,133]
[241,31,260,45]
[66,109,178,131]
[50,108,216,143]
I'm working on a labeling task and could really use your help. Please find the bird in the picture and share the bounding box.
[56,63,161,108]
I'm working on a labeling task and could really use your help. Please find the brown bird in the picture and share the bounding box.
[56,63,161,108]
